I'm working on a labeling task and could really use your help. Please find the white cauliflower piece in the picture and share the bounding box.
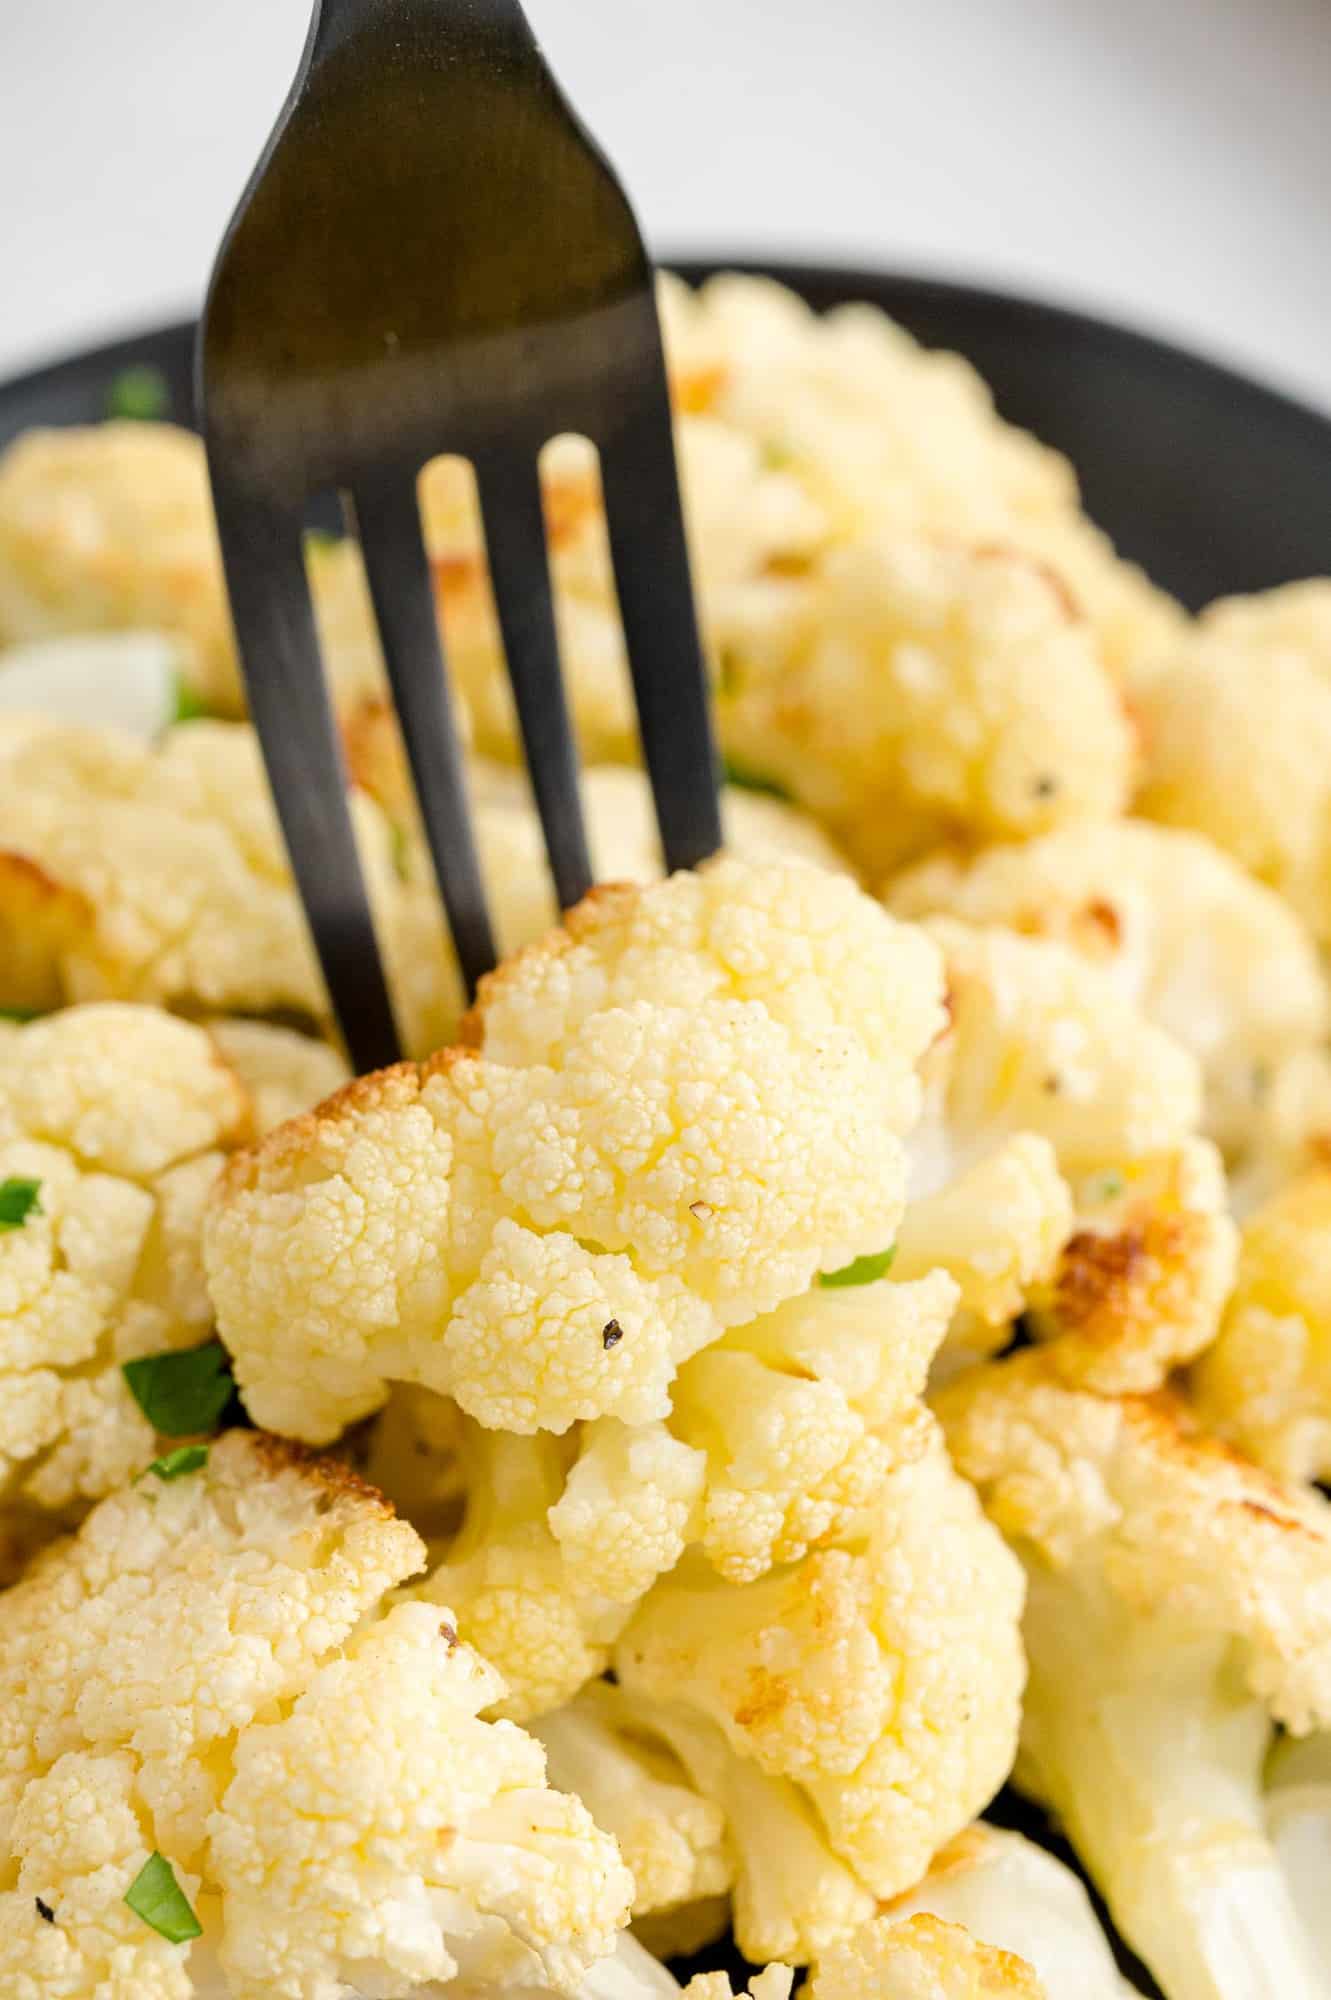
[889,818,1328,1158]
[666,1269,958,1581]
[806,1910,1045,2000]
[0,716,451,1056]
[714,533,1135,880]
[1136,581,1331,942]
[411,1419,644,1721]
[0,1005,254,1553]
[894,918,1227,1387]
[938,1349,1331,2000]
[532,1681,732,1920]
[0,1431,631,1999]
[883,1825,1129,2000]
[1229,1046,1331,1217]
[1193,1169,1331,1482]
[206,859,945,1444]
[613,1421,1026,1962]
[0,422,388,717]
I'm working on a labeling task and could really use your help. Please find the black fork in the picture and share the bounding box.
[198,0,721,1074]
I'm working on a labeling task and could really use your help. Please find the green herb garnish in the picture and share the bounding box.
[124,1853,202,1944]
[0,1178,42,1232]
[389,822,412,882]
[722,756,793,802]
[105,365,170,423]
[761,439,796,470]
[0,1007,40,1023]
[1088,1170,1126,1204]
[171,675,210,725]
[122,1341,235,1437]
[819,1246,897,1289]
[144,1444,209,1483]
[304,527,342,552]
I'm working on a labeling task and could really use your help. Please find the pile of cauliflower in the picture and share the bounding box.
[2,270,1331,2000]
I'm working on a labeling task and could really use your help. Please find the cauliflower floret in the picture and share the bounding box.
[1229,1046,1331,1216]
[938,1349,1331,2000]
[666,1269,959,1581]
[0,717,451,1056]
[1136,581,1331,942]
[806,1910,1044,2000]
[206,859,944,1444]
[533,1681,732,1920]
[888,819,1328,1159]
[659,272,1180,688]
[612,1421,1026,1962]
[0,422,387,716]
[714,534,1135,880]
[0,1432,631,1999]
[882,1826,1129,2000]
[0,1005,252,1550]
[1193,1170,1331,1482]
[893,918,1229,1388]
[412,1419,648,1721]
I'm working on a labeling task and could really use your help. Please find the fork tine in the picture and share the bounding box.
[598,350,723,874]
[350,476,497,997]
[208,479,402,1076]
[474,449,593,912]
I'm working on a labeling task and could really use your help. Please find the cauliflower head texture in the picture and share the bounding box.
[893,917,1231,1389]
[0,716,451,1056]
[1193,1169,1331,1483]
[206,859,945,1444]
[938,1349,1331,2000]
[0,1005,251,1551]
[888,817,1328,1159]
[0,1432,634,2000]
[612,1420,1026,1963]
[805,1911,1045,2000]
[1136,581,1331,943]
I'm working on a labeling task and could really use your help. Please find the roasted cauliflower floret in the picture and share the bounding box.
[613,1421,1026,1963]
[889,818,1328,1158]
[883,1826,1127,2000]
[893,918,1229,1387]
[202,1019,349,1135]
[0,1005,249,1543]
[1193,1170,1331,1482]
[938,1350,1331,2000]
[1136,581,1331,942]
[714,534,1134,880]
[533,1681,732,1922]
[0,1432,634,2000]
[659,271,1181,688]
[206,859,945,1444]
[0,422,387,717]
[806,1910,1045,2000]
[666,1268,958,1582]
[0,716,451,1055]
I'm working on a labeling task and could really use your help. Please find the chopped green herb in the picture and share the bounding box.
[171,675,210,725]
[124,1853,202,1944]
[144,1444,209,1483]
[0,1006,40,1023]
[0,1178,42,1232]
[105,365,170,423]
[122,1341,235,1437]
[819,1246,897,1289]
[304,527,342,552]
[717,648,742,698]
[761,439,796,470]
[389,822,412,882]
[722,756,793,802]
[1088,1170,1126,1204]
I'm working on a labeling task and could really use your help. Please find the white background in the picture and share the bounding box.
[3,0,1330,409]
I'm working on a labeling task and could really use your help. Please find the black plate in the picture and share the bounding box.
[3,257,1330,610]
[10,259,1294,1997]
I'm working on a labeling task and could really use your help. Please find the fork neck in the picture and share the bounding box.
[307,0,545,71]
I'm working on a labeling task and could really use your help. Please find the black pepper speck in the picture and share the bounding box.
[602,1320,624,1351]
